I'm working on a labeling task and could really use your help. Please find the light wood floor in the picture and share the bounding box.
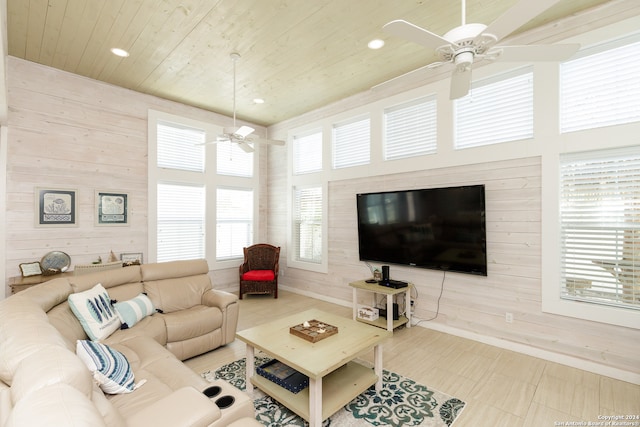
[184,291,640,427]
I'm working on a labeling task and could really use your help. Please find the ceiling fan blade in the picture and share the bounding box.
[237,142,254,153]
[450,68,472,100]
[480,0,563,42]
[492,43,580,62]
[383,20,452,50]
[235,125,255,138]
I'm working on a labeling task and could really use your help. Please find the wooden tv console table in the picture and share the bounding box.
[349,279,412,332]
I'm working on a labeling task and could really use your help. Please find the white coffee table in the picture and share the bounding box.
[236,308,391,427]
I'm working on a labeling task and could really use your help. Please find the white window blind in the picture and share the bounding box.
[384,96,437,160]
[216,188,253,260]
[560,37,640,133]
[293,186,322,263]
[560,146,640,310]
[455,68,533,149]
[332,116,370,169]
[293,131,323,175]
[157,121,205,172]
[217,140,253,177]
[157,183,205,262]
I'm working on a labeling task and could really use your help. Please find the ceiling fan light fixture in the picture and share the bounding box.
[454,50,474,72]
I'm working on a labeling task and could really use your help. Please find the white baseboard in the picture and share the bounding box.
[281,286,640,385]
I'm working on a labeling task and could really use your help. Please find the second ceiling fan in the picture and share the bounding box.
[380,0,580,99]
[207,53,284,153]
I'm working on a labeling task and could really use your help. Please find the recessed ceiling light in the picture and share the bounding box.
[253,98,265,104]
[110,48,130,58]
[368,39,385,49]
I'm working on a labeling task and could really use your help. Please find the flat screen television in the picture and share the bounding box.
[356,185,487,276]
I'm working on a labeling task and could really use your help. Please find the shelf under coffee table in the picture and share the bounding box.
[236,308,392,427]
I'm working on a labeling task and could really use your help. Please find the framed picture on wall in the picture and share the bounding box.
[35,188,78,227]
[95,191,128,226]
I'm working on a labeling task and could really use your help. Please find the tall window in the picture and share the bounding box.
[384,96,437,160]
[293,186,322,263]
[157,183,205,262]
[332,116,370,169]
[216,188,253,260]
[156,121,206,262]
[560,37,640,133]
[455,68,533,149]
[560,147,640,310]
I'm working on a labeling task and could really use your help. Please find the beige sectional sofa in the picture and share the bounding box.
[0,259,261,427]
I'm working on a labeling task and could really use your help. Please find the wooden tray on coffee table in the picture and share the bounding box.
[289,319,338,343]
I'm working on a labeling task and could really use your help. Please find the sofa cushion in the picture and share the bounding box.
[241,270,275,281]
[11,345,93,405]
[68,283,121,341]
[161,305,222,342]
[6,383,109,427]
[144,275,212,313]
[114,293,155,329]
[76,340,135,394]
[0,296,70,384]
[106,315,168,347]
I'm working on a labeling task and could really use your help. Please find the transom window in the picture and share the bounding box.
[384,96,437,160]
[454,68,533,149]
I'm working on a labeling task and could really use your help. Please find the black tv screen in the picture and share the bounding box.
[356,185,487,276]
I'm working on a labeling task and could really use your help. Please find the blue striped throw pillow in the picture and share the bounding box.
[76,340,135,394]
[113,293,155,329]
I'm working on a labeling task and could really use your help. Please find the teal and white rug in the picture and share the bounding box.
[202,356,465,427]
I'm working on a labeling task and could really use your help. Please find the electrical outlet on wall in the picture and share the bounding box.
[505,312,514,323]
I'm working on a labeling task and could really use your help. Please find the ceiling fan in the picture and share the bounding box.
[204,53,284,153]
[378,0,580,99]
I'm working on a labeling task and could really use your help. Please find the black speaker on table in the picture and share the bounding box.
[381,265,390,283]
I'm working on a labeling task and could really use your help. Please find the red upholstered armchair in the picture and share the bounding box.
[239,244,280,299]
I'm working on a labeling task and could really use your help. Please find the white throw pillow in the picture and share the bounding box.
[68,283,121,341]
[76,340,135,394]
[114,293,155,329]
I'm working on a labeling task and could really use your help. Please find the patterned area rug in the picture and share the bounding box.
[202,356,465,427]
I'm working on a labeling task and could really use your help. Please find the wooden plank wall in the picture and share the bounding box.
[3,57,261,295]
[268,148,640,378]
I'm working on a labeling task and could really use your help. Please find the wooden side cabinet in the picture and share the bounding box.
[349,279,412,332]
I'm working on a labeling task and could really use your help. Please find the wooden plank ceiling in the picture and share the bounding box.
[7,0,613,126]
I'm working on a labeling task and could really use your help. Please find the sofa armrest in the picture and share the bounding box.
[202,290,239,345]
[202,289,237,310]
[127,387,220,427]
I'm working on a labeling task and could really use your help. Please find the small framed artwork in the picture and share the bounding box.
[120,252,143,264]
[19,262,43,277]
[36,188,78,227]
[96,191,128,226]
